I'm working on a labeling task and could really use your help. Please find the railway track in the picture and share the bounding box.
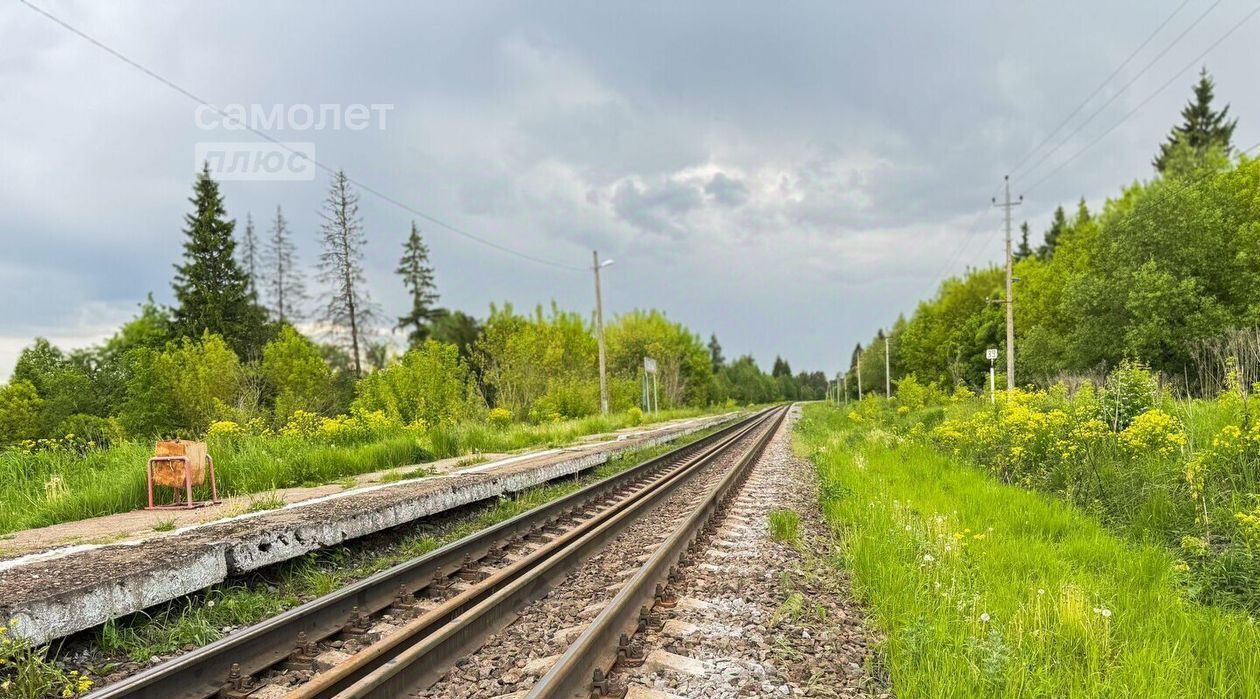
[89,406,787,699]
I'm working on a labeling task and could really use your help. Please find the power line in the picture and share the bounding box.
[18,0,586,273]
[1006,0,1191,177]
[1024,3,1260,195]
[1012,0,1224,184]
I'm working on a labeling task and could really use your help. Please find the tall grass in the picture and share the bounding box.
[0,406,721,535]
[797,403,1260,696]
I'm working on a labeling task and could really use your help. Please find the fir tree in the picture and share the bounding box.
[318,170,377,376]
[1153,67,1236,173]
[263,205,306,323]
[238,212,261,298]
[771,356,792,378]
[707,333,724,372]
[395,221,440,346]
[1015,221,1033,261]
[1038,205,1069,261]
[171,164,267,357]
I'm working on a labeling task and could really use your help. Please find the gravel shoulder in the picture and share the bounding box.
[612,404,889,698]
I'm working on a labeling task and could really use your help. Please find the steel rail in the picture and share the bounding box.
[290,409,774,699]
[297,408,778,699]
[88,409,766,699]
[525,405,789,699]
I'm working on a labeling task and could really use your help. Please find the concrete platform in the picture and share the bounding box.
[0,412,740,645]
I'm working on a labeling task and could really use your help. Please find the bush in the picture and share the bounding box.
[1100,360,1158,430]
[57,414,126,448]
[118,333,242,438]
[352,341,480,427]
[262,326,334,420]
[487,407,513,427]
[0,380,43,445]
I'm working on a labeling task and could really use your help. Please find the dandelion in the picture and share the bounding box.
[923,553,935,563]
[980,612,990,623]
[905,525,913,531]
[1037,588,1045,596]
[1101,608,1112,618]
[207,600,216,608]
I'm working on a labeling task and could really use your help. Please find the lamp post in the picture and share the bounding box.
[593,251,614,416]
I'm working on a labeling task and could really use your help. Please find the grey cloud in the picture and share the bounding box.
[704,172,749,207]
[610,178,704,236]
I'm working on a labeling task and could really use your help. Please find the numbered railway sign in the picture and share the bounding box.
[643,356,658,373]
[985,348,999,361]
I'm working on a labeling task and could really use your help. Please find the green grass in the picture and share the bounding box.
[796,403,1260,697]
[378,466,434,483]
[0,406,728,535]
[244,492,285,513]
[151,518,176,533]
[85,422,724,665]
[768,508,800,545]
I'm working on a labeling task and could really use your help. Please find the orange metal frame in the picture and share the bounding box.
[145,455,221,510]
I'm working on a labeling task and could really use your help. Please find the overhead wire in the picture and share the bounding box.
[1005,0,1192,177]
[1023,3,1260,195]
[1012,0,1225,184]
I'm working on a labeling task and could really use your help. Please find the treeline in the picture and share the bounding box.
[848,69,1260,397]
[0,168,825,446]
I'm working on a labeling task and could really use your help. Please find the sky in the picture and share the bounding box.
[2,0,1259,380]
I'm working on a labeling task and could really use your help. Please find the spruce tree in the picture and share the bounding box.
[1038,205,1069,260]
[318,170,377,376]
[171,164,267,357]
[707,333,724,372]
[1153,67,1236,173]
[1015,221,1033,261]
[395,221,440,346]
[264,205,306,323]
[238,212,261,298]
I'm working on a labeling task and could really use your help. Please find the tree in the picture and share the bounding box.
[1154,67,1236,173]
[238,212,261,298]
[171,164,268,357]
[771,356,792,378]
[263,205,306,323]
[1038,206,1069,260]
[1015,221,1033,261]
[395,221,440,346]
[318,170,377,376]
[707,333,724,372]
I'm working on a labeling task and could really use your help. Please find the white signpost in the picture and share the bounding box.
[985,348,999,404]
[643,356,659,414]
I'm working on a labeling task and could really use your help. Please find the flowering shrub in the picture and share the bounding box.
[487,407,513,427]
[207,420,243,440]
[280,410,324,439]
[1118,409,1186,458]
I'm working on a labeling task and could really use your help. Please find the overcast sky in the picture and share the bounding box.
[3,1,1259,380]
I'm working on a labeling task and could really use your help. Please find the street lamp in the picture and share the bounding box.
[593,252,614,415]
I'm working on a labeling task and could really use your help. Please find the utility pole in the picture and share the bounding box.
[857,357,862,398]
[884,335,891,398]
[592,251,612,415]
[993,175,1022,391]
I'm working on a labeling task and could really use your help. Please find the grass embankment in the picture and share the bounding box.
[0,407,720,535]
[797,403,1260,697]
